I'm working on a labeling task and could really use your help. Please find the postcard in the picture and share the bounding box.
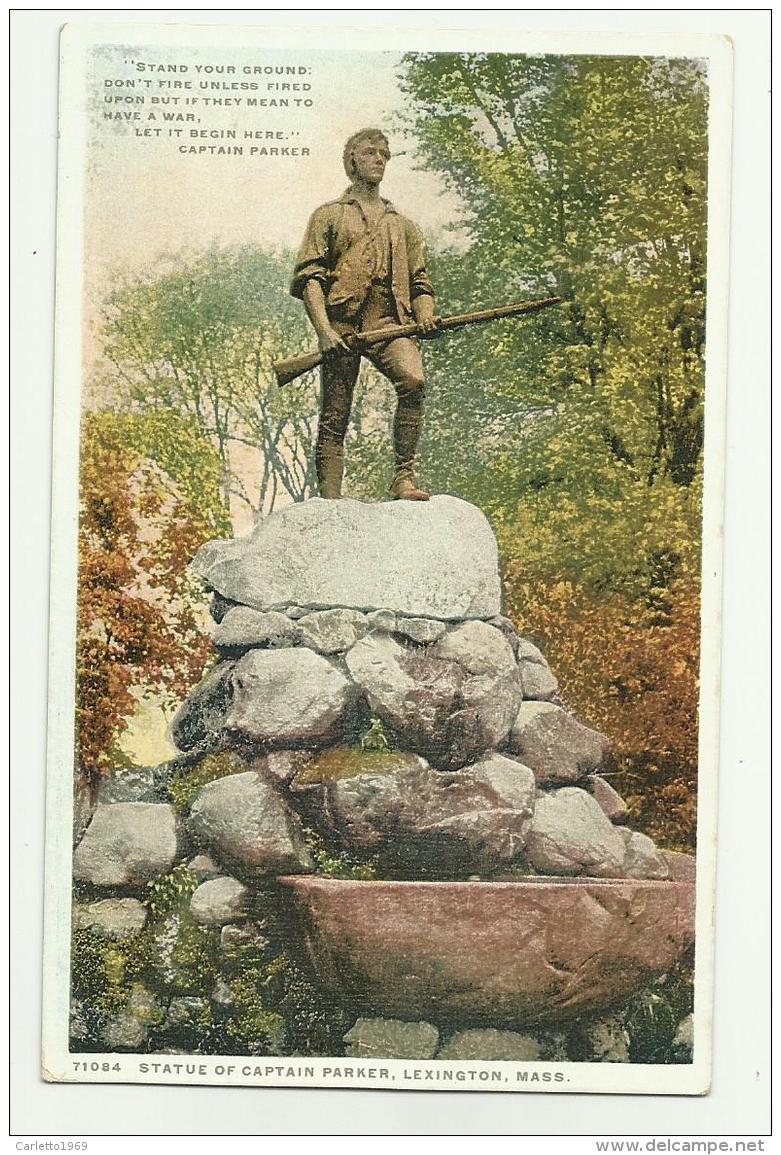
[42,20,733,1095]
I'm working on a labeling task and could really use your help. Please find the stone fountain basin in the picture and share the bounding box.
[278,875,695,1029]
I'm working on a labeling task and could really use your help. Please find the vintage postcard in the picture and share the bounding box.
[42,21,733,1095]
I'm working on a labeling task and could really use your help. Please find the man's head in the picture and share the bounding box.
[343,128,390,185]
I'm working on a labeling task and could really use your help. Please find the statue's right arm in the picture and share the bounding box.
[302,281,350,357]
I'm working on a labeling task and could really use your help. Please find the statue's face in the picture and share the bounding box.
[351,137,390,184]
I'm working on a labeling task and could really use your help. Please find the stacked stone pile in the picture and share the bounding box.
[142,494,671,883]
[70,496,694,1058]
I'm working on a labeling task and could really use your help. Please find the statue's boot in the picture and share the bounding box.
[390,386,430,501]
[316,444,344,499]
[389,466,430,501]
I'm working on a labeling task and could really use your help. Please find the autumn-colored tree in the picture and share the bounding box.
[76,410,229,786]
[508,575,700,850]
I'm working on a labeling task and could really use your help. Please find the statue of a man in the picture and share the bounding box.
[291,128,439,501]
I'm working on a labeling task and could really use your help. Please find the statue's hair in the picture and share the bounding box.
[343,128,390,178]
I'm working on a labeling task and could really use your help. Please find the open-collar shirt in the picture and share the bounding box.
[291,188,434,322]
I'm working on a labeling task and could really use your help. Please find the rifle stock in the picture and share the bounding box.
[275,349,324,388]
[273,296,563,388]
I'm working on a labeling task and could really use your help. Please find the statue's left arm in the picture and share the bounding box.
[406,221,438,335]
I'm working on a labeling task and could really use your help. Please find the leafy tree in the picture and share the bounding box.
[76,410,226,785]
[396,53,708,845]
[398,52,708,596]
[96,246,321,514]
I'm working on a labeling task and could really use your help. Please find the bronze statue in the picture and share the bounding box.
[291,128,439,501]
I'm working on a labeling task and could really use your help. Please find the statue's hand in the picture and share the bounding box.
[318,327,351,359]
[418,314,442,339]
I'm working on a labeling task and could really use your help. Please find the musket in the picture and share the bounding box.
[274,296,563,388]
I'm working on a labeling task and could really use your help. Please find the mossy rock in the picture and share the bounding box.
[168,751,248,814]
[295,747,419,786]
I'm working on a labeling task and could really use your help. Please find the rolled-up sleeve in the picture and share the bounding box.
[406,221,435,300]
[290,207,332,299]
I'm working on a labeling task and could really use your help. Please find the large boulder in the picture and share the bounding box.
[586,774,630,824]
[190,495,502,621]
[344,634,522,769]
[97,767,158,804]
[309,753,536,876]
[393,617,447,645]
[344,633,462,750]
[187,771,313,877]
[226,648,352,747]
[509,701,610,784]
[73,803,180,888]
[525,787,627,878]
[663,850,697,882]
[441,668,523,770]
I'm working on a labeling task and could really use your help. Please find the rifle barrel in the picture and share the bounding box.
[274,296,563,387]
[358,296,563,347]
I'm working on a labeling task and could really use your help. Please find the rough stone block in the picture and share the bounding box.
[188,771,313,877]
[437,1028,541,1061]
[227,648,352,746]
[212,607,303,649]
[298,608,369,653]
[525,787,627,877]
[587,774,630,823]
[343,1017,439,1060]
[190,495,502,620]
[72,898,148,940]
[509,702,610,784]
[190,876,249,926]
[620,829,671,880]
[430,619,516,676]
[73,803,180,889]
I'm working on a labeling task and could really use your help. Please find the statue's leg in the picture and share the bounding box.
[370,336,429,501]
[316,352,360,498]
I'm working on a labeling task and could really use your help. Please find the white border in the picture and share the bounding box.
[11,7,770,1139]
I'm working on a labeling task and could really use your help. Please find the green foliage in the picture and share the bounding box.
[303,827,378,881]
[508,576,699,849]
[96,246,320,512]
[360,717,390,752]
[394,53,706,848]
[90,409,230,539]
[260,952,350,1056]
[151,997,217,1055]
[168,752,246,814]
[146,864,199,920]
[70,926,153,1022]
[221,966,287,1055]
[155,916,221,999]
[295,745,407,786]
[145,865,221,997]
[398,52,706,599]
